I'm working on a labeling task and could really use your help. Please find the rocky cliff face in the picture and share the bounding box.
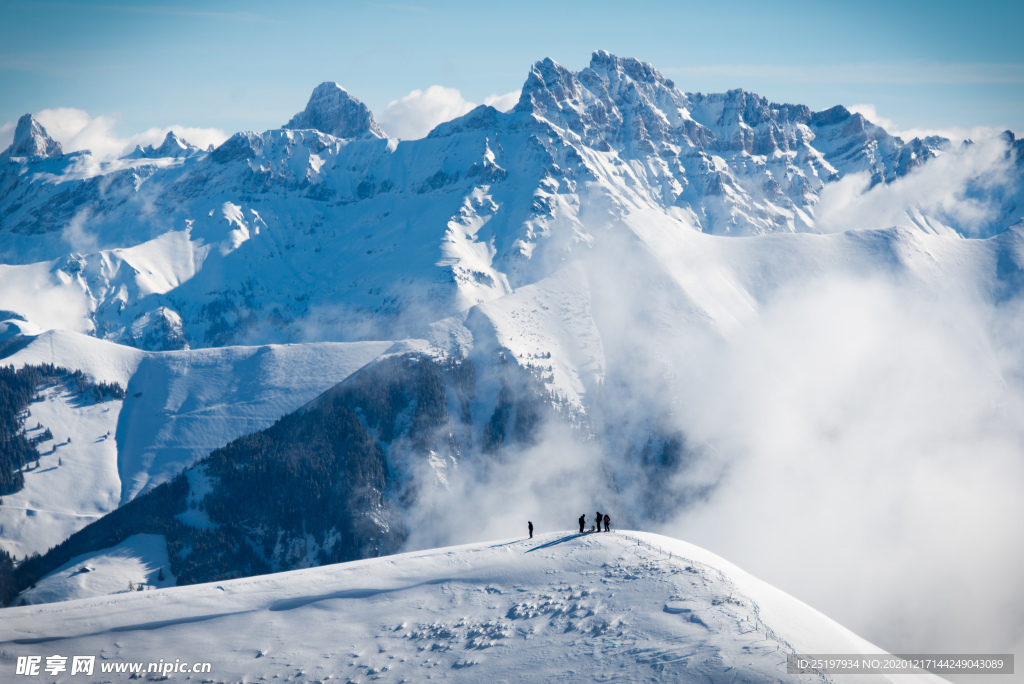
[1,114,63,159]
[282,81,385,139]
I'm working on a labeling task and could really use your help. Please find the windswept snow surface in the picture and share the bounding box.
[0,531,946,684]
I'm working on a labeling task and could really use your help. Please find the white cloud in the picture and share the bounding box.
[378,86,476,140]
[0,260,93,334]
[847,102,1005,143]
[35,107,124,158]
[61,207,98,254]
[484,90,520,112]
[0,107,228,159]
[377,87,520,140]
[814,136,1014,235]
[667,273,1024,657]
[847,103,896,132]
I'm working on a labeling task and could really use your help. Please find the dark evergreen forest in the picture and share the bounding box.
[3,352,558,606]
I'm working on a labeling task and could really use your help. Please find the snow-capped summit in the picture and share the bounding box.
[282,81,385,139]
[589,48,675,88]
[514,50,697,152]
[124,130,202,159]
[1,114,63,159]
[0,51,1019,351]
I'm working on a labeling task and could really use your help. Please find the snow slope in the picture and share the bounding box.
[0,332,393,557]
[17,533,176,605]
[0,531,948,684]
[108,338,394,503]
[0,383,121,561]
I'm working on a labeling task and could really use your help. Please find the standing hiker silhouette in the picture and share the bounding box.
[528,521,534,539]
[578,514,586,534]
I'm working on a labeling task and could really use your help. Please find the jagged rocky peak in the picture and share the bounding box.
[283,82,385,139]
[126,130,201,159]
[513,58,582,116]
[513,51,695,151]
[516,51,679,114]
[687,89,808,129]
[152,131,197,156]
[3,114,63,159]
[587,49,676,90]
[810,104,853,127]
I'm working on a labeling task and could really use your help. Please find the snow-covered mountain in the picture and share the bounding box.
[0,114,63,160]
[2,51,1018,353]
[9,218,1024,605]
[282,81,386,139]
[1,51,1023,667]
[123,131,205,160]
[0,531,950,684]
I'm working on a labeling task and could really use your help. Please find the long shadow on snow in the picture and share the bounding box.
[268,577,455,612]
[8,612,247,645]
[9,577,481,644]
[525,533,589,552]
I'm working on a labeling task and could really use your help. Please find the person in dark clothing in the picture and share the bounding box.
[578,514,585,533]
[603,513,610,532]
[528,521,534,539]
[595,511,601,533]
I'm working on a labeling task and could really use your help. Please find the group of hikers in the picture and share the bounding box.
[580,511,611,533]
[524,509,610,536]
[525,511,612,539]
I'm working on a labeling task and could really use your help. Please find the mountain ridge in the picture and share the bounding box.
[0,530,950,684]
[3,51,1016,354]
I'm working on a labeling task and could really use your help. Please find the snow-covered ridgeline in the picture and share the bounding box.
[0,531,948,684]
[1,51,1019,354]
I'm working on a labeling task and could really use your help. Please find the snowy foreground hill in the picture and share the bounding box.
[0,531,946,684]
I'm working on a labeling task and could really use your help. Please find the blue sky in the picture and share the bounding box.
[1,0,1021,151]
